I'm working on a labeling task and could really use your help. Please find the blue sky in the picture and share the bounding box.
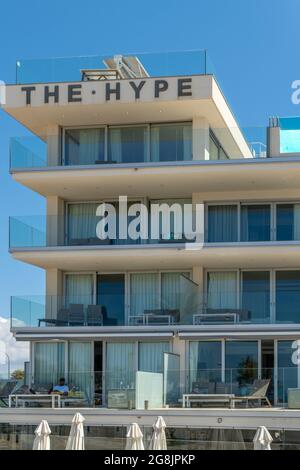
[0,0,299,318]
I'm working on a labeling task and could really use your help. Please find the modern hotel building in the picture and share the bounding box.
[4,51,300,410]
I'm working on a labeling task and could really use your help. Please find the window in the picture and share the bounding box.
[65,274,94,309]
[138,342,169,373]
[150,198,193,242]
[150,123,192,162]
[207,271,237,310]
[106,342,136,390]
[108,126,147,163]
[68,342,92,402]
[209,132,228,160]
[64,128,105,165]
[225,341,258,386]
[189,341,222,392]
[241,204,271,241]
[277,204,300,241]
[276,271,300,323]
[67,203,99,245]
[34,342,65,386]
[207,205,238,242]
[241,271,270,323]
[129,272,190,320]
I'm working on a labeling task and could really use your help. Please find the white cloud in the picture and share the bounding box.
[0,317,29,373]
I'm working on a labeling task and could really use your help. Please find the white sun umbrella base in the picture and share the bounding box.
[149,416,167,450]
[33,420,51,450]
[126,423,144,450]
[66,412,85,450]
[253,426,273,450]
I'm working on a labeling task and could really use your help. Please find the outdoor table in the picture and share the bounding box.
[8,393,61,408]
[182,393,235,409]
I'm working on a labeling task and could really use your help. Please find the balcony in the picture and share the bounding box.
[9,214,198,249]
[9,126,236,170]
[10,285,300,329]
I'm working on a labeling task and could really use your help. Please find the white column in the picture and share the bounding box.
[46,268,63,320]
[45,124,60,166]
[46,196,65,246]
[268,126,280,157]
[192,117,210,160]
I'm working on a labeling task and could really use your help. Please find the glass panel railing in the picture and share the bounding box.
[10,126,274,170]
[15,50,212,84]
[1,423,299,450]
[11,290,300,327]
[9,215,201,248]
[10,293,201,328]
[6,367,293,411]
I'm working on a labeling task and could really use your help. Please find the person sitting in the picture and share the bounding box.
[52,377,69,395]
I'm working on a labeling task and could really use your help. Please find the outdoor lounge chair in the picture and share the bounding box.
[87,305,104,326]
[69,304,84,325]
[232,379,271,407]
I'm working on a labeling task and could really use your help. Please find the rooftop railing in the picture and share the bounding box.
[15,50,214,85]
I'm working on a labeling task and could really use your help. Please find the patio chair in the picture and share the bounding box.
[69,304,84,325]
[216,381,239,395]
[87,305,104,326]
[38,308,69,327]
[232,379,271,407]
[192,381,215,394]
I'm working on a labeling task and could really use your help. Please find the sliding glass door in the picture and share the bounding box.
[207,205,238,242]
[97,274,125,326]
[189,341,222,393]
[225,341,259,391]
[68,342,92,403]
[150,123,192,162]
[64,128,105,165]
[108,126,147,163]
[207,271,237,311]
[276,271,300,323]
[241,204,271,241]
[65,274,94,311]
[34,342,65,386]
[241,271,270,323]
[276,204,300,241]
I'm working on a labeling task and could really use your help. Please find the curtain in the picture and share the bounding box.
[109,128,122,162]
[150,126,160,162]
[294,204,300,240]
[79,129,104,164]
[34,342,65,386]
[161,272,189,310]
[106,342,136,390]
[150,198,192,240]
[65,274,93,308]
[183,125,192,161]
[208,205,238,242]
[68,342,92,402]
[130,273,158,317]
[68,203,99,242]
[65,129,104,165]
[207,271,237,309]
[138,342,169,373]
